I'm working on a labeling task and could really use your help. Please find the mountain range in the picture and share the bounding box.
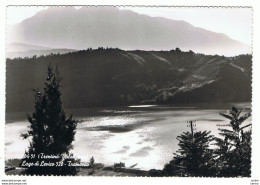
[7,7,250,56]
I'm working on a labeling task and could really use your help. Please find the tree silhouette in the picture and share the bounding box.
[20,64,78,175]
[214,106,251,177]
[163,121,215,177]
[88,156,95,175]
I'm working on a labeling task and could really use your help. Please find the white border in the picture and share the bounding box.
[0,1,259,185]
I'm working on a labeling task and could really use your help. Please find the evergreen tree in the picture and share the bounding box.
[89,156,95,175]
[20,64,78,175]
[163,121,215,177]
[214,106,251,177]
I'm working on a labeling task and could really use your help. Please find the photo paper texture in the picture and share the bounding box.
[4,6,254,178]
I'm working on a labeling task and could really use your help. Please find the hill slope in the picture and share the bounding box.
[6,49,252,112]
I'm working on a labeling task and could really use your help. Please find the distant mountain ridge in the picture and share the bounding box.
[6,43,77,59]
[6,49,252,112]
[7,7,250,56]
[6,42,52,52]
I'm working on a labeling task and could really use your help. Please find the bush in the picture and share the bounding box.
[148,169,163,177]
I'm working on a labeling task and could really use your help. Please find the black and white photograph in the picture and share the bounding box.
[2,4,257,180]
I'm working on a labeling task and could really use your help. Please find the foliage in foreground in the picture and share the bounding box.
[163,131,215,177]
[162,106,251,177]
[214,106,251,177]
[20,64,78,175]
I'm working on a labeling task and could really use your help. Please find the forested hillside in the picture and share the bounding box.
[6,48,252,112]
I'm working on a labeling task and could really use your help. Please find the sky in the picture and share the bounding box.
[7,6,252,45]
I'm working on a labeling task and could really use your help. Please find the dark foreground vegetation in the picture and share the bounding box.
[159,106,251,177]
[19,64,78,175]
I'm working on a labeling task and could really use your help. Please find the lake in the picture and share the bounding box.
[5,102,251,170]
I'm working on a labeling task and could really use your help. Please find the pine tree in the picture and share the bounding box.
[89,156,95,175]
[163,121,215,177]
[214,106,251,177]
[20,64,78,175]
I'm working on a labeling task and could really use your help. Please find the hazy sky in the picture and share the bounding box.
[7,6,252,45]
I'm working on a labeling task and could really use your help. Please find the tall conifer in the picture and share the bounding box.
[21,64,78,175]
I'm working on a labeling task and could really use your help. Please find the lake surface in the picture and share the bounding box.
[5,102,251,170]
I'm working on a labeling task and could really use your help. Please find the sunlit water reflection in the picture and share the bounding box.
[5,102,251,170]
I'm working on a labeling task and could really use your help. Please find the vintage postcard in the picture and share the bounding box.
[1,2,260,185]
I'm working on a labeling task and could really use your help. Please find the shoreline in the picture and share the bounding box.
[5,158,150,176]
